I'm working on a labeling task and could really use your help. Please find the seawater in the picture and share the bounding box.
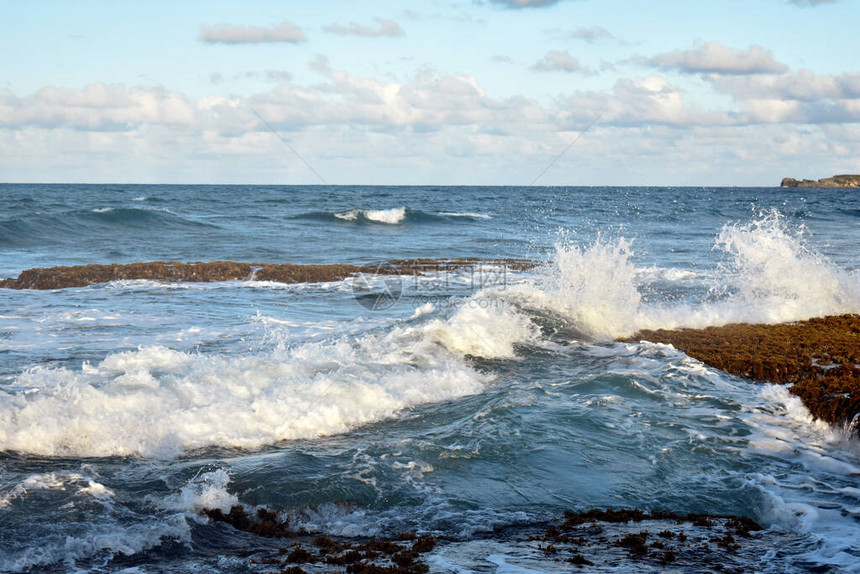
[0,184,859,572]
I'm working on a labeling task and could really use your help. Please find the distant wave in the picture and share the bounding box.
[0,208,217,247]
[335,206,407,224]
[293,207,492,225]
[438,211,493,220]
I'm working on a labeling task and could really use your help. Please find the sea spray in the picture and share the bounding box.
[546,235,640,338]
[638,211,860,330]
[712,209,860,323]
[425,299,539,358]
[4,184,860,573]
[500,234,641,339]
[496,212,860,338]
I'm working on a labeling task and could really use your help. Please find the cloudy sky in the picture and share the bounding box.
[2,0,858,185]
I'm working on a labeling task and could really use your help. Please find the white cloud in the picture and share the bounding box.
[547,26,616,43]
[708,70,860,124]
[532,50,584,73]
[2,58,859,185]
[0,84,196,130]
[323,17,404,37]
[5,61,859,140]
[199,21,306,44]
[710,69,841,102]
[558,75,724,128]
[649,42,788,75]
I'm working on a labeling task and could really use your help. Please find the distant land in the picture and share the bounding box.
[781,174,860,187]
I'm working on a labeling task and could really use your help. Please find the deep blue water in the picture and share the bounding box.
[1,184,859,572]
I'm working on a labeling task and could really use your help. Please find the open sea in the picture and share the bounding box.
[1,183,859,572]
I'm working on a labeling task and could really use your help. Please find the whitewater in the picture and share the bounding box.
[1,184,859,572]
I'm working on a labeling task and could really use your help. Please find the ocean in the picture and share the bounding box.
[1,184,859,572]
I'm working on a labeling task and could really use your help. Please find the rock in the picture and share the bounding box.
[203,502,766,573]
[780,174,860,188]
[0,258,536,290]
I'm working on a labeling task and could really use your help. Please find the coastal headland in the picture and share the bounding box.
[780,174,860,187]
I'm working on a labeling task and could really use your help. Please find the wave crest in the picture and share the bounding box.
[501,212,860,338]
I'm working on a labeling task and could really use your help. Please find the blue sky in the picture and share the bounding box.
[1,0,858,185]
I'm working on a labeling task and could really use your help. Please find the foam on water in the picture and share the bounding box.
[0,296,547,457]
[636,212,860,331]
[712,210,860,321]
[503,235,640,338]
[161,469,239,516]
[0,467,189,572]
[3,186,860,572]
[503,212,860,339]
[438,211,493,220]
[423,299,539,359]
[334,206,407,224]
[2,514,191,572]
[742,384,860,572]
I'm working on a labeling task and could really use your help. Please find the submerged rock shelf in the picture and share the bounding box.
[623,315,860,434]
[203,505,770,573]
[0,258,535,290]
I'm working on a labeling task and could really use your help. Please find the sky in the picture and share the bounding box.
[1,0,858,185]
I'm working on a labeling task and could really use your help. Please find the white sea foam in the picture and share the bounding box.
[743,384,860,572]
[411,302,436,318]
[0,471,115,510]
[503,212,860,338]
[0,303,515,457]
[636,212,860,331]
[1,515,191,572]
[636,266,706,283]
[711,211,860,322]
[439,211,493,220]
[334,206,407,224]
[159,469,239,516]
[424,299,539,359]
[503,235,640,338]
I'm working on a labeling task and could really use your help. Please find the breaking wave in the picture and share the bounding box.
[293,207,491,226]
[500,210,860,339]
[2,210,857,458]
[0,299,539,458]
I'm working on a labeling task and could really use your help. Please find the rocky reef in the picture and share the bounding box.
[780,174,860,188]
[623,315,860,434]
[0,258,535,290]
[201,504,769,573]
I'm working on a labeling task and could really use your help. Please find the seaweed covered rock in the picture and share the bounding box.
[0,258,535,290]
